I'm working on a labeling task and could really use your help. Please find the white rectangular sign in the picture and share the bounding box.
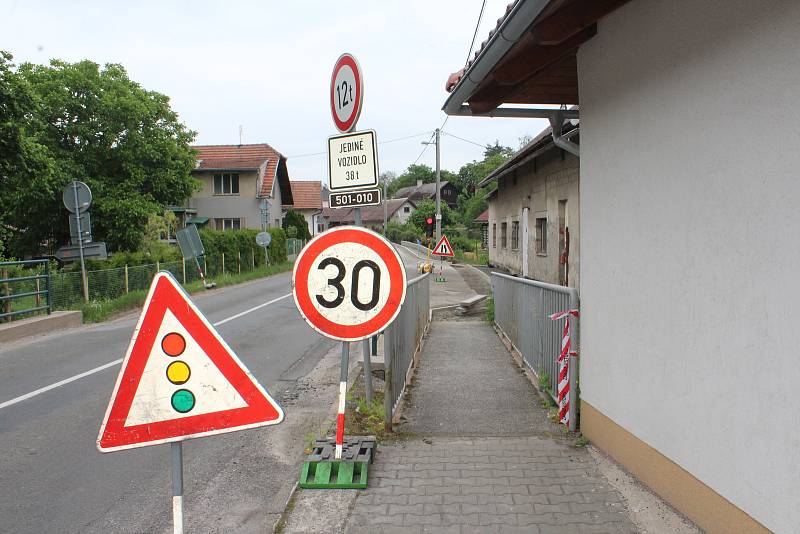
[327,130,379,191]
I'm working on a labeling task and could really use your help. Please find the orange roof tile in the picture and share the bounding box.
[193,144,283,198]
[285,181,322,210]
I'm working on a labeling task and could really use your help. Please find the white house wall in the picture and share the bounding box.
[578,1,800,532]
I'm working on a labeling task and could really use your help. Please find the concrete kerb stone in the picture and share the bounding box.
[0,310,82,344]
[272,341,365,533]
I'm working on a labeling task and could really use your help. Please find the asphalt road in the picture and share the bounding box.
[0,272,337,534]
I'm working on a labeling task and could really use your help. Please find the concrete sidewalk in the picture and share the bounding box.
[280,264,697,534]
[342,321,638,533]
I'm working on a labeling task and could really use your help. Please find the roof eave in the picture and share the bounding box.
[442,0,552,114]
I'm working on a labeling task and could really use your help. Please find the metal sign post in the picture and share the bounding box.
[171,442,184,534]
[62,181,93,301]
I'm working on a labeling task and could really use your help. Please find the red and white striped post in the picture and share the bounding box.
[549,309,579,431]
[335,342,349,458]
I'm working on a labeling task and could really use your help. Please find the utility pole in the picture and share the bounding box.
[435,128,441,243]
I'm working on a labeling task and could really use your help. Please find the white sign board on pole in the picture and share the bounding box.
[327,130,379,191]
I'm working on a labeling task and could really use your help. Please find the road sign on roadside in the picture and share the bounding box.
[327,130,378,191]
[68,212,92,245]
[97,271,283,453]
[292,226,406,341]
[432,235,455,257]
[330,53,363,133]
[329,188,381,209]
[176,224,205,260]
[55,241,107,262]
[255,231,272,248]
[62,181,92,213]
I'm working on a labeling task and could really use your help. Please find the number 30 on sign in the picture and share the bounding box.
[292,227,407,341]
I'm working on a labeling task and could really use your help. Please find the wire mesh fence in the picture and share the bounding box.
[48,248,273,311]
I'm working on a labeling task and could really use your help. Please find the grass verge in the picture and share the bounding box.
[78,261,293,323]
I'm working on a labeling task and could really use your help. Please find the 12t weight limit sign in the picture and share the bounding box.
[293,227,406,341]
[330,53,363,133]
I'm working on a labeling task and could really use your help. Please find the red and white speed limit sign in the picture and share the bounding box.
[292,226,406,341]
[330,53,363,133]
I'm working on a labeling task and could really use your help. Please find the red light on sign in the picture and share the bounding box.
[426,217,433,225]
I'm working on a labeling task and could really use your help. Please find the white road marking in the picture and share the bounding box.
[0,292,293,411]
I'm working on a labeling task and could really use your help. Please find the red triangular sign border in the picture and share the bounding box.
[432,235,455,257]
[97,272,283,452]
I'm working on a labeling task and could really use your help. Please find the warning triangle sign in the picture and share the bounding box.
[432,235,455,257]
[97,272,283,452]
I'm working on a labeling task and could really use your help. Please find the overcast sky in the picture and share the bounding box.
[2,1,552,182]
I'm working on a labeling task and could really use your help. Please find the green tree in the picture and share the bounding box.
[282,209,311,240]
[1,52,198,256]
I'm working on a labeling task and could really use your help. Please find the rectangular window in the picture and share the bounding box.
[216,218,241,231]
[511,221,519,250]
[403,206,410,213]
[492,224,496,248]
[213,173,240,195]
[535,217,547,255]
[501,222,507,249]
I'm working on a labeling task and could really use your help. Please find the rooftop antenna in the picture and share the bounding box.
[239,125,244,145]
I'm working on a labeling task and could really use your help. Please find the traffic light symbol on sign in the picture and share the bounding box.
[162,332,195,413]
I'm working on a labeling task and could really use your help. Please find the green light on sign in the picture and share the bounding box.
[171,389,195,413]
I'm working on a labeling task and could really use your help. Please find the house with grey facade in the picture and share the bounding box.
[188,143,293,230]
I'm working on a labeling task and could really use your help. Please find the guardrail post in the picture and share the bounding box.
[237,251,241,274]
[124,264,129,294]
[568,290,579,432]
[45,260,52,314]
[182,259,186,284]
[222,253,225,275]
[2,268,9,320]
[383,328,393,433]
[156,260,160,272]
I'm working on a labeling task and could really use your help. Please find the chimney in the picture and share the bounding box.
[416,179,423,187]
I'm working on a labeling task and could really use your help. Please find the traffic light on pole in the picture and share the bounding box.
[425,217,434,237]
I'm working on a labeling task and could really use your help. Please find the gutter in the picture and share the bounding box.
[442,0,552,115]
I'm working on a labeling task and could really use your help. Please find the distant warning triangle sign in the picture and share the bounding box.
[432,235,455,257]
[97,272,283,452]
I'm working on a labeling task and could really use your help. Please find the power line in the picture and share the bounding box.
[288,130,434,159]
[442,131,486,148]
[465,0,488,66]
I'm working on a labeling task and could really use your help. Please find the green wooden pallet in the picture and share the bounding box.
[299,459,369,489]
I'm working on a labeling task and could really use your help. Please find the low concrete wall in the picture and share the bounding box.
[0,311,82,344]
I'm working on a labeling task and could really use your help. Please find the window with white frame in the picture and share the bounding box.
[535,217,547,255]
[216,218,241,231]
[213,173,240,195]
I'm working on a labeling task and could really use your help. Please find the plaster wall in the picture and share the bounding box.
[577,1,800,531]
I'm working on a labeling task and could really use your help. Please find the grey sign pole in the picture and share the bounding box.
[171,442,184,534]
[351,207,373,403]
[435,128,441,243]
[72,182,89,302]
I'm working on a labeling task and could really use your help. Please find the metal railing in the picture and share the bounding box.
[0,259,52,321]
[286,238,306,261]
[491,272,579,430]
[383,273,431,428]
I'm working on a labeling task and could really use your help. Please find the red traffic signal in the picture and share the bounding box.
[426,217,433,225]
[425,216,434,237]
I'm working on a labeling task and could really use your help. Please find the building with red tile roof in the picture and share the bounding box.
[187,143,294,230]
[284,181,324,235]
